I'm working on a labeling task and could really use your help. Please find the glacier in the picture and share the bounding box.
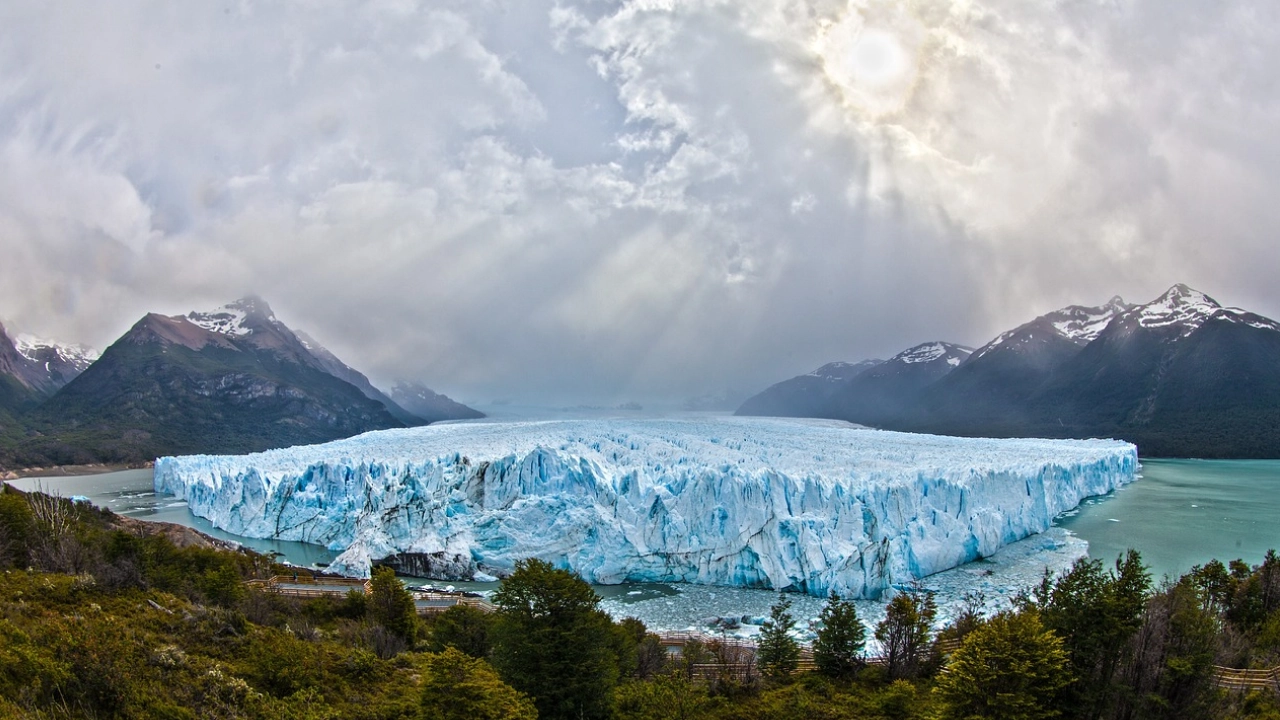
[153,417,1137,598]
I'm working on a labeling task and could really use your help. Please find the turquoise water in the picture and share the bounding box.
[10,457,1280,632]
[13,459,1280,582]
[1055,458,1280,582]
[5,470,338,568]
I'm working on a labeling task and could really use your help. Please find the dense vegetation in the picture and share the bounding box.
[3,484,1280,719]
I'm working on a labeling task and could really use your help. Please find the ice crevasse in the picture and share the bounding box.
[154,417,1137,598]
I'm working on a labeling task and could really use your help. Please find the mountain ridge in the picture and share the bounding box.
[0,297,482,468]
[739,284,1280,458]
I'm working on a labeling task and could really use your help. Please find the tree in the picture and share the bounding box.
[874,590,937,680]
[490,558,619,720]
[934,610,1070,720]
[427,603,494,659]
[0,490,34,569]
[1027,550,1150,719]
[368,566,417,643]
[813,592,866,678]
[1114,580,1218,720]
[757,594,801,679]
[419,647,537,720]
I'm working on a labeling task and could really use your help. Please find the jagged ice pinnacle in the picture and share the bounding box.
[154,417,1137,598]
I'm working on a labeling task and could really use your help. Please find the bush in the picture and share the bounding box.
[934,611,1070,720]
[419,647,536,720]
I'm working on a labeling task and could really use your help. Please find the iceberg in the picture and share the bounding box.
[154,417,1137,598]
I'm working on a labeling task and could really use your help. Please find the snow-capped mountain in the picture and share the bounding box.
[912,284,1280,457]
[15,334,99,391]
[739,284,1280,456]
[186,298,264,337]
[1018,284,1280,456]
[970,296,1133,363]
[919,296,1137,430]
[735,359,882,418]
[819,342,971,425]
[893,341,972,367]
[1106,284,1280,338]
[808,360,884,381]
[30,296,407,463]
[0,323,99,406]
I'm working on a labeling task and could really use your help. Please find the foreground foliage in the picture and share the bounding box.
[5,484,1280,719]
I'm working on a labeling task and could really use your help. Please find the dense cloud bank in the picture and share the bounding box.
[2,1,1278,403]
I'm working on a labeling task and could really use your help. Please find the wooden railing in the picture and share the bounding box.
[1212,666,1280,692]
[654,631,954,680]
[246,575,495,613]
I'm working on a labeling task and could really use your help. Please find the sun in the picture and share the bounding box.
[813,4,926,120]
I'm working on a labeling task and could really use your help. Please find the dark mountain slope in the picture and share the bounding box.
[15,302,405,465]
[1023,288,1280,457]
[735,360,882,418]
[294,330,441,426]
[390,381,485,424]
[913,297,1133,435]
[0,323,43,414]
[822,342,972,426]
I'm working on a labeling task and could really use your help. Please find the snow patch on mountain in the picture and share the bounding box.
[1133,284,1221,335]
[1117,284,1280,338]
[1218,308,1280,332]
[974,297,1134,361]
[187,297,276,337]
[154,417,1137,598]
[1048,296,1133,342]
[895,342,972,365]
[806,360,882,381]
[14,334,99,372]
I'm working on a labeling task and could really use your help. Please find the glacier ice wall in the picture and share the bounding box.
[154,417,1137,598]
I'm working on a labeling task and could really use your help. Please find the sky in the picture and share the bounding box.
[2,0,1279,405]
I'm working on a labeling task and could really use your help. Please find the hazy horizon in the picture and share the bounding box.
[4,1,1279,404]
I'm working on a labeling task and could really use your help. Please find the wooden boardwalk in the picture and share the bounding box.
[653,633,1280,695]
[653,631,936,681]
[247,575,495,614]
[1213,666,1280,693]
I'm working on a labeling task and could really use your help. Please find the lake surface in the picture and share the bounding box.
[9,456,1280,635]
[1055,458,1280,581]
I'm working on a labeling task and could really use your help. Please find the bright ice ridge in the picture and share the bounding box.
[154,417,1137,598]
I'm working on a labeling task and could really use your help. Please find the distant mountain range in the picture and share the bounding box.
[737,285,1280,458]
[0,297,481,469]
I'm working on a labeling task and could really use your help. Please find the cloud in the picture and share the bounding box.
[1,0,1278,403]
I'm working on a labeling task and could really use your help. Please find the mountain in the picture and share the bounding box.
[735,360,882,418]
[389,381,484,424]
[1021,285,1280,457]
[14,334,99,394]
[293,330,434,426]
[16,297,406,465]
[821,342,973,425]
[0,323,48,418]
[914,296,1134,432]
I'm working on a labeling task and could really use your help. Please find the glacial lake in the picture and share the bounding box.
[8,457,1280,636]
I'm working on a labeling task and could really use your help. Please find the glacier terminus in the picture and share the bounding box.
[154,417,1137,598]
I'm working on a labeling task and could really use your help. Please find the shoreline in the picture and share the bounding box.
[0,461,153,481]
